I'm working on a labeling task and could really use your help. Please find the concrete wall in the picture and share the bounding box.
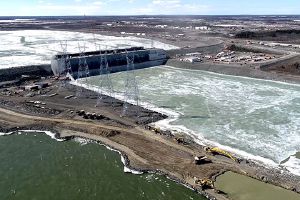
[52,49,167,79]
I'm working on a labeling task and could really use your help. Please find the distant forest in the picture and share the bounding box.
[235,29,300,41]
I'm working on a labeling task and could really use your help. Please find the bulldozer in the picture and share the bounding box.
[205,147,238,162]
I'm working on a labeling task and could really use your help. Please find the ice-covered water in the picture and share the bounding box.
[85,65,300,176]
[0,30,178,68]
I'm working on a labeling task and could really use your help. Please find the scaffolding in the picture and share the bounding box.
[121,51,140,117]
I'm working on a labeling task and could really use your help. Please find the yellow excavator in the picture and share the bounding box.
[205,147,238,162]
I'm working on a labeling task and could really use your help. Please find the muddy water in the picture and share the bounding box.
[215,172,300,200]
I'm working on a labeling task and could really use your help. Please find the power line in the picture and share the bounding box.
[76,42,90,97]
[121,51,140,117]
[96,45,115,107]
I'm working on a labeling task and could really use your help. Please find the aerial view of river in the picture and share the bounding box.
[86,65,300,176]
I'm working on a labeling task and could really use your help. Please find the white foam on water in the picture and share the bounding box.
[157,66,300,160]
[121,156,144,175]
[0,130,65,142]
[18,130,65,142]
[0,30,178,69]
[155,117,279,167]
[1,129,144,175]
[75,137,145,175]
[0,132,13,136]
[75,137,144,175]
[105,144,143,175]
[74,137,93,146]
[80,65,300,176]
[165,65,300,87]
[75,77,279,168]
[281,156,300,177]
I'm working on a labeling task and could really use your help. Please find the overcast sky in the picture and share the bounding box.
[0,0,299,16]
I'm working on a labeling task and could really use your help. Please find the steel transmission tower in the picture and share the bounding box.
[76,43,90,97]
[96,45,114,107]
[57,41,73,92]
[60,41,73,78]
[121,51,140,117]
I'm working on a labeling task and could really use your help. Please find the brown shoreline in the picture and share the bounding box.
[0,80,299,200]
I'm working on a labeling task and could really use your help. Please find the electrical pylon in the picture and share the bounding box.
[121,51,140,117]
[57,41,72,91]
[96,45,114,107]
[76,42,90,97]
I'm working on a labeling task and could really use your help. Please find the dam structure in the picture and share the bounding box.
[51,47,168,79]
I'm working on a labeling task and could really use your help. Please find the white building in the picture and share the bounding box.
[195,26,210,30]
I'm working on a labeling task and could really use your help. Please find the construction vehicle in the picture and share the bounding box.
[174,136,186,144]
[194,156,212,165]
[205,147,238,162]
[194,178,214,189]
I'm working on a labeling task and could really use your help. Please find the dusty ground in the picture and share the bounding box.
[0,78,299,200]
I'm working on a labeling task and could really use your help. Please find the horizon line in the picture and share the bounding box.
[0,14,300,17]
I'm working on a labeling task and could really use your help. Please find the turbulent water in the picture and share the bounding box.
[0,30,178,68]
[85,66,300,176]
[0,132,205,200]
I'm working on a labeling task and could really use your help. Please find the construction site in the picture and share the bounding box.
[0,16,300,200]
[0,40,299,200]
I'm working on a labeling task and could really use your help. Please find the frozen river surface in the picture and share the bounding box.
[0,30,177,68]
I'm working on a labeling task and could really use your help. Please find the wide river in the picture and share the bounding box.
[85,65,300,176]
[0,132,206,200]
